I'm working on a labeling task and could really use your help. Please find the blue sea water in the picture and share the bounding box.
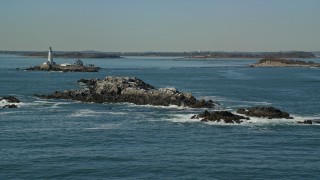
[1,55,320,179]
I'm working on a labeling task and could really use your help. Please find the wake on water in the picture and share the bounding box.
[69,109,128,118]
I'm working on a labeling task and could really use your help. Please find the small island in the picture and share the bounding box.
[35,76,214,108]
[26,47,100,72]
[250,58,320,68]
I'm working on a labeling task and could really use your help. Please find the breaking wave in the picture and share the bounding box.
[0,99,23,107]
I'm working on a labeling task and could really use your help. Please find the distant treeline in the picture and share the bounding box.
[121,51,315,58]
[0,50,316,58]
[189,51,316,58]
[23,52,120,59]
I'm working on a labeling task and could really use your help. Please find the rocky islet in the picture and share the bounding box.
[191,110,249,124]
[250,58,320,68]
[191,106,313,124]
[36,76,214,108]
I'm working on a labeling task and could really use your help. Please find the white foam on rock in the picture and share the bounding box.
[166,114,201,123]
[0,99,23,108]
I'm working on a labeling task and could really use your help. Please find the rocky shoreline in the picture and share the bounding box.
[250,58,320,68]
[36,76,214,108]
[26,64,100,72]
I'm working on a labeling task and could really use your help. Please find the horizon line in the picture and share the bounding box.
[0,50,319,53]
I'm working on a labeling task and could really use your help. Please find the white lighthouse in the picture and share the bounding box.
[47,47,54,65]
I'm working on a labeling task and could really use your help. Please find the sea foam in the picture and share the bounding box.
[69,109,127,118]
[0,99,23,108]
[85,123,123,130]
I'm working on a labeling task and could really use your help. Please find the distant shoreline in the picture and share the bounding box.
[0,51,317,59]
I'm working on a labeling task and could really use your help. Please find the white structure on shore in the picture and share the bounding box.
[47,47,55,65]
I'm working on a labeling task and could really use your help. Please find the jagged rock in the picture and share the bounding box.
[192,110,249,124]
[1,96,21,103]
[297,120,313,124]
[297,120,320,125]
[237,106,292,119]
[36,76,214,108]
[0,96,20,108]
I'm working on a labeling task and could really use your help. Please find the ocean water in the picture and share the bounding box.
[1,55,320,179]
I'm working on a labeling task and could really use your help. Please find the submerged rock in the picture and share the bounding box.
[237,106,292,119]
[36,76,214,108]
[192,110,249,124]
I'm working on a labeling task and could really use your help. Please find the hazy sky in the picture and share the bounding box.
[1,0,319,52]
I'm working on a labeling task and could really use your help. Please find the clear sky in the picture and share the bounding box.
[1,0,319,52]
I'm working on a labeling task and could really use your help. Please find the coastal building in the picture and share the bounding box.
[74,59,83,66]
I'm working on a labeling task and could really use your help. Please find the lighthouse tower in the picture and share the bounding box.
[47,47,54,65]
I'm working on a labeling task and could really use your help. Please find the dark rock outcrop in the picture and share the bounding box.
[237,106,292,119]
[2,104,18,108]
[297,120,320,125]
[192,110,249,124]
[297,120,313,124]
[36,76,214,108]
[1,96,21,103]
[0,96,20,108]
